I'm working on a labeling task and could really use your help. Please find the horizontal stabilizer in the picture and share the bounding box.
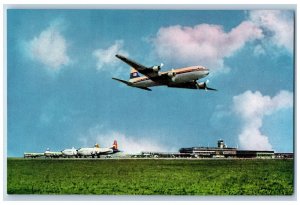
[112,78,132,86]
[112,78,151,91]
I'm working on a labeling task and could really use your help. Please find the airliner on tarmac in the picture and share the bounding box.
[77,140,120,158]
[112,54,216,91]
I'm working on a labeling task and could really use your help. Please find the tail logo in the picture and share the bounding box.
[130,68,140,79]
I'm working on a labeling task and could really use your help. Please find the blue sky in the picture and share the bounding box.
[7,9,294,156]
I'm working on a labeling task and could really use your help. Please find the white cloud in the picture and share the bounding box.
[249,10,294,53]
[93,40,129,72]
[78,125,171,154]
[152,21,263,73]
[28,24,70,70]
[233,90,293,150]
[152,10,294,73]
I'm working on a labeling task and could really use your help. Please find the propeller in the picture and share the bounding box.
[204,79,217,91]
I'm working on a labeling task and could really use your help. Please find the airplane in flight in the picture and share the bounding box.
[77,140,120,158]
[112,54,217,91]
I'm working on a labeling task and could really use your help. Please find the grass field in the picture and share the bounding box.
[7,158,294,195]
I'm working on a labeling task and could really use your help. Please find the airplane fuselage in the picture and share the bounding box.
[77,147,115,157]
[113,54,216,91]
[24,152,44,158]
[129,66,209,88]
[44,150,63,158]
[62,148,78,157]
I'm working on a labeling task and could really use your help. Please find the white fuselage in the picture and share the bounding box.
[77,147,113,157]
[24,153,44,158]
[44,151,63,157]
[130,66,209,88]
[62,148,78,157]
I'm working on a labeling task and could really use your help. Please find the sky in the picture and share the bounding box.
[7,9,294,156]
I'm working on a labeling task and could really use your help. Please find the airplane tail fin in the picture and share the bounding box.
[112,140,118,150]
[130,68,140,79]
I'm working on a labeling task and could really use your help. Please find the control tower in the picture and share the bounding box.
[217,139,226,149]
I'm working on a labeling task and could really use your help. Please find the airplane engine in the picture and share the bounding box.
[168,70,176,82]
[196,80,216,91]
[152,66,160,72]
[196,82,206,89]
[151,63,163,72]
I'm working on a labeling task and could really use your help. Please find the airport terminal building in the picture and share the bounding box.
[179,140,237,158]
[179,140,275,159]
[138,140,281,159]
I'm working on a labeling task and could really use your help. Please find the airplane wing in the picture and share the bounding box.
[115,54,162,78]
[168,81,217,91]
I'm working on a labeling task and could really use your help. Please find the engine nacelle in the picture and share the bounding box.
[196,80,217,91]
[168,70,176,82]
[168,71,176,78]
[152,65,161,72]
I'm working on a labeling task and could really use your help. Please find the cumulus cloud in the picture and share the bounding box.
[249,10,294,53]
[152,10,294,73]
[93,40,129,72]
[78,125,171,154]
[233,90,293,150]
[28,24,70,69]
[152,21,263,73]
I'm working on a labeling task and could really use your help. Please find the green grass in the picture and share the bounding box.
[7,158,294,195]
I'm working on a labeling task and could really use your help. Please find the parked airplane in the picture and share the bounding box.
[77,140,120,158]
[112,54,217,91]
[23,152,44,158]
[44,148,63,158]
[61,147,78,158]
